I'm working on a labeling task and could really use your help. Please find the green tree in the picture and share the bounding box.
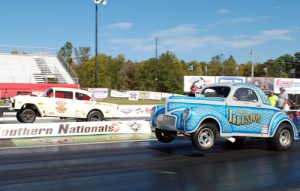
[157,51,184,93]
[74,47,91,65]
[119,60,139,90]
[76,57,95,88]
[294,52,300,78]
[102,54,126,90]
[58,41,73,65]
[188,60,203,76]
[208,55,223,76]
[223,55,237,76]
[136,58,159,91]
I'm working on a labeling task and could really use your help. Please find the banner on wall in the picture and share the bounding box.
[138,91,161,100]
[88,88,108,99]
[116,105,155,117]
[246,77,274,90]
[215,76,245,83]
[128,91,139,101]
[162,92,173,98]
[184,76,215,92]
[274,78,300,94]
[110,90,129,98]
[0,121,151,139]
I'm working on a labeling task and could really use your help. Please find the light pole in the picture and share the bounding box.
[94,0,107,88]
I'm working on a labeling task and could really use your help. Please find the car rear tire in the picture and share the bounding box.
[191,122,216,151]
[155,128,177,143]
[267,123,294,151]
[87,110,104,121]
[20,109,36,123]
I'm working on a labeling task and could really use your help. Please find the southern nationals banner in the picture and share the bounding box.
[0,120,151,139]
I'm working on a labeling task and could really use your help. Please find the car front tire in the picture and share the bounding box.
[155,128,177,143]
[16,110,23,123]
[20,109,36,123]
[191,122,216,151]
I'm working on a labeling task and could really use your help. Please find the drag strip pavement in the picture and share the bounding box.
[0,138,300,191]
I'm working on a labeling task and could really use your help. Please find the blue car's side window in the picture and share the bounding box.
[233,88,258,102]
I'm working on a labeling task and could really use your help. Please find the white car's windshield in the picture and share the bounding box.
[41,88,54,97]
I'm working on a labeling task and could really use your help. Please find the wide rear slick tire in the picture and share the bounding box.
[267,123,294,151]
[155,128,177,143]
[192,122,216,151]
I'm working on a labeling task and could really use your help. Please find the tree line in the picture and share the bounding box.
[58,42,300,94]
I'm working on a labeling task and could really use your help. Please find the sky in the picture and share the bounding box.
[0,0,299,64]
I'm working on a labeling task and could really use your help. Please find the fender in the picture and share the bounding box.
[270,112,299,139]
[150,105,165,127]
[184,107,232,133]
[23,103,43,117]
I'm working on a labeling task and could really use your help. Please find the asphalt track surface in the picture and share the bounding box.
[1,135,300,191]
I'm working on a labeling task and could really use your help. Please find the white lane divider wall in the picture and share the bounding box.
[0,120,151,139]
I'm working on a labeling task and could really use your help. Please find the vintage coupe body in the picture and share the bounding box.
[10,87,118,123]
[150,83,299,151]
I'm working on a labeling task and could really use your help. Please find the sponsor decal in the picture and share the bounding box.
[261,125,269,134]
[112,123,120,132]
[127,122,142,132]
[37,102,43,106]
[228,109,261,126]
[3,112,16,116]
[56,100,67,113]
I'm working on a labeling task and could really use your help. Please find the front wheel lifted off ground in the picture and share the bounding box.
[267,123,294,151]
[191,122,216,151]
[20,108,36,123]
[155,128,177,143]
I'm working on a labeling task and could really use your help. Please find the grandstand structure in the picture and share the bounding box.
[0,54,78,84]
[0,53,79,99]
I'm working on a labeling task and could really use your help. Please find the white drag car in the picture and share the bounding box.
[10,87,118,123]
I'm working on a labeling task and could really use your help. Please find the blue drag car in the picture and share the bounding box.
[150,83,299,151]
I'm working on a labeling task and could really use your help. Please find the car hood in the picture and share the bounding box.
[165,96,226,113]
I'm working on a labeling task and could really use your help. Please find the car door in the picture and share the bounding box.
[226,87,274,135]
[45,90,75,117]
[74,91,94,118]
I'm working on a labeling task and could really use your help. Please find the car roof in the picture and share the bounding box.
[49,87,92,95]
[204,82,257,88]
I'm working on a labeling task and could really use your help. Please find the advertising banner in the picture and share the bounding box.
[110,90,129,98]
[162,92,173,98]
[88,88,108,99]
[274,78,300,94]
[246,77,274,90]
[184,76,215,92]
[116,105,155,117]
[216,76,245,83]
[128,91,139,100]
[138,91,162,100]
[0,120,151,139]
